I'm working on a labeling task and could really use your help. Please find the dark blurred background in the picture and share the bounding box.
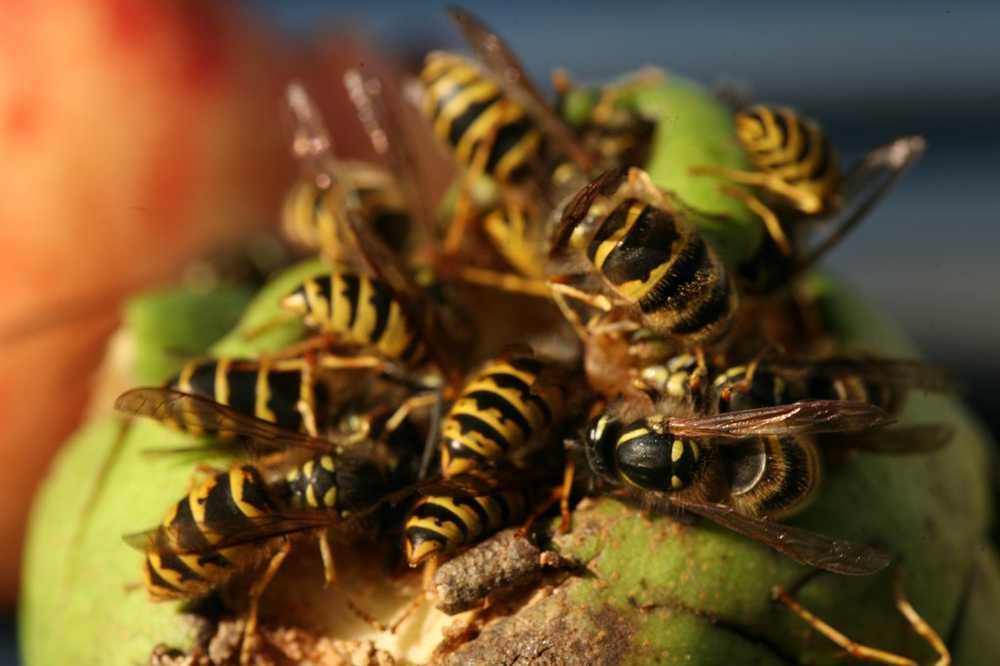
[6,2,998,664]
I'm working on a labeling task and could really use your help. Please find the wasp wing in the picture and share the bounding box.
[820,423,955,454]
[671,499,892,576]
[766,356,957,394]
[446,5,594,172]
[115,387,348,457]
[666,400,893,439]
[795,135,925,274]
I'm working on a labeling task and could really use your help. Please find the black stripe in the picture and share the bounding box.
[454,496,489,539]
[226,369,258,420]
[772,110,790,150]
[463,389,532,438]
[235,466,275,513]
[669,275,732,336]
[507,355,543,375]
[314,275,333,302]
[447,93,502,149]
[400,334,424,364]
[485,116,535,179]
[367,280,394,344]
[759,437,812,515]
[586,200,633,263]
[442,437,489,467]
[600,205,680,286]
[144,557,182,594]
[200,476,252,533]
[448,413,511,454]
[339,274,361,329]
[488,371,553,424]
[794,118,813,168]
[405,525,450,550]
[185,361,218,400]
[637,235,707,314]
[167,497,212,553]
[809,133,832,182]
[265,369,304,430]
[412,501,470,540]
[155,550,205,584]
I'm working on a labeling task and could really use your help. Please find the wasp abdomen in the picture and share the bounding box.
[403,490,528,565]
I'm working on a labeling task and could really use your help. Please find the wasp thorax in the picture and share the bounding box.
[286,455,340,510]
[615,420,702,493]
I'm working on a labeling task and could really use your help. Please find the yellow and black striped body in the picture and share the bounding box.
[727,434,822,520]
[735,105,841,216]
[710,364,794,415]
[586,414,706,493]
[585,198,737,346]
[421,51,546,187]
[439,353,566,476]
[284,453,387,514]
[800,373,902,417]
[166,358,326,435]
[481,199,547,277]
[281,164,411,261]
[142,466,278,600]
[281,272,425,365]
[403,489,528,565]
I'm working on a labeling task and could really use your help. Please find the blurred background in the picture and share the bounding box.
[2,1,997,663]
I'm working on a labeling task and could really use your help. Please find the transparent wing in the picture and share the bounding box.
[666,400,894,439]
[115,387,348,456]
[820,423,955,454]
[766,356,957,394]
[795,135,926,273]
[343,68,436,239]
[446,5,595,172]
[671,499,893,575]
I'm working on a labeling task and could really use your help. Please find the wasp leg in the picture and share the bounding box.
[716,183,793,256]
[689,347,709,393]
[387,594,426,634]
[422,554,443,599]
[548,281,614,312]
[689,163,824,214]
[559,458,576,534]
[891,568,950,666]
[773,577,944,666]
[295,353,321,438]
[724,345,779,401]
[385,391,440,435]
[418,391,444,480]
[240,540,292,665]
[452,266,554,299]
[795,137,926,276]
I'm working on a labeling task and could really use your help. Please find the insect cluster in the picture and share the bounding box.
[116,7,954,665]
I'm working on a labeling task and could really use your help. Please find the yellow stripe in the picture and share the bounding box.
[329,272,352,335]
[455,95,505,163]
[435,79,500,144]
[350,277,377,346]
[303,277,329,329]
[214,358,231,406]
[177,361,197,393]
[255,361,275,423]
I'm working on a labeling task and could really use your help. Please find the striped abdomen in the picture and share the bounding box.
[421,51,544,186]
[142,466,278,600]
[281,272,425,364]
[403,490,528,565]
[439,354,565,476]
[727,435,822,520]
[166,358,324,434]
[587,199,737,346]
[735,105,841,214]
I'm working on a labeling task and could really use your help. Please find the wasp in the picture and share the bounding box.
[579,384,951,573]
[549,166,739,355]
[272,82,461,382]
[402,348,574,570]
[690,104,925,293]
[163,356,329,437]
[422,7,655,284]
[117,386,512,663]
